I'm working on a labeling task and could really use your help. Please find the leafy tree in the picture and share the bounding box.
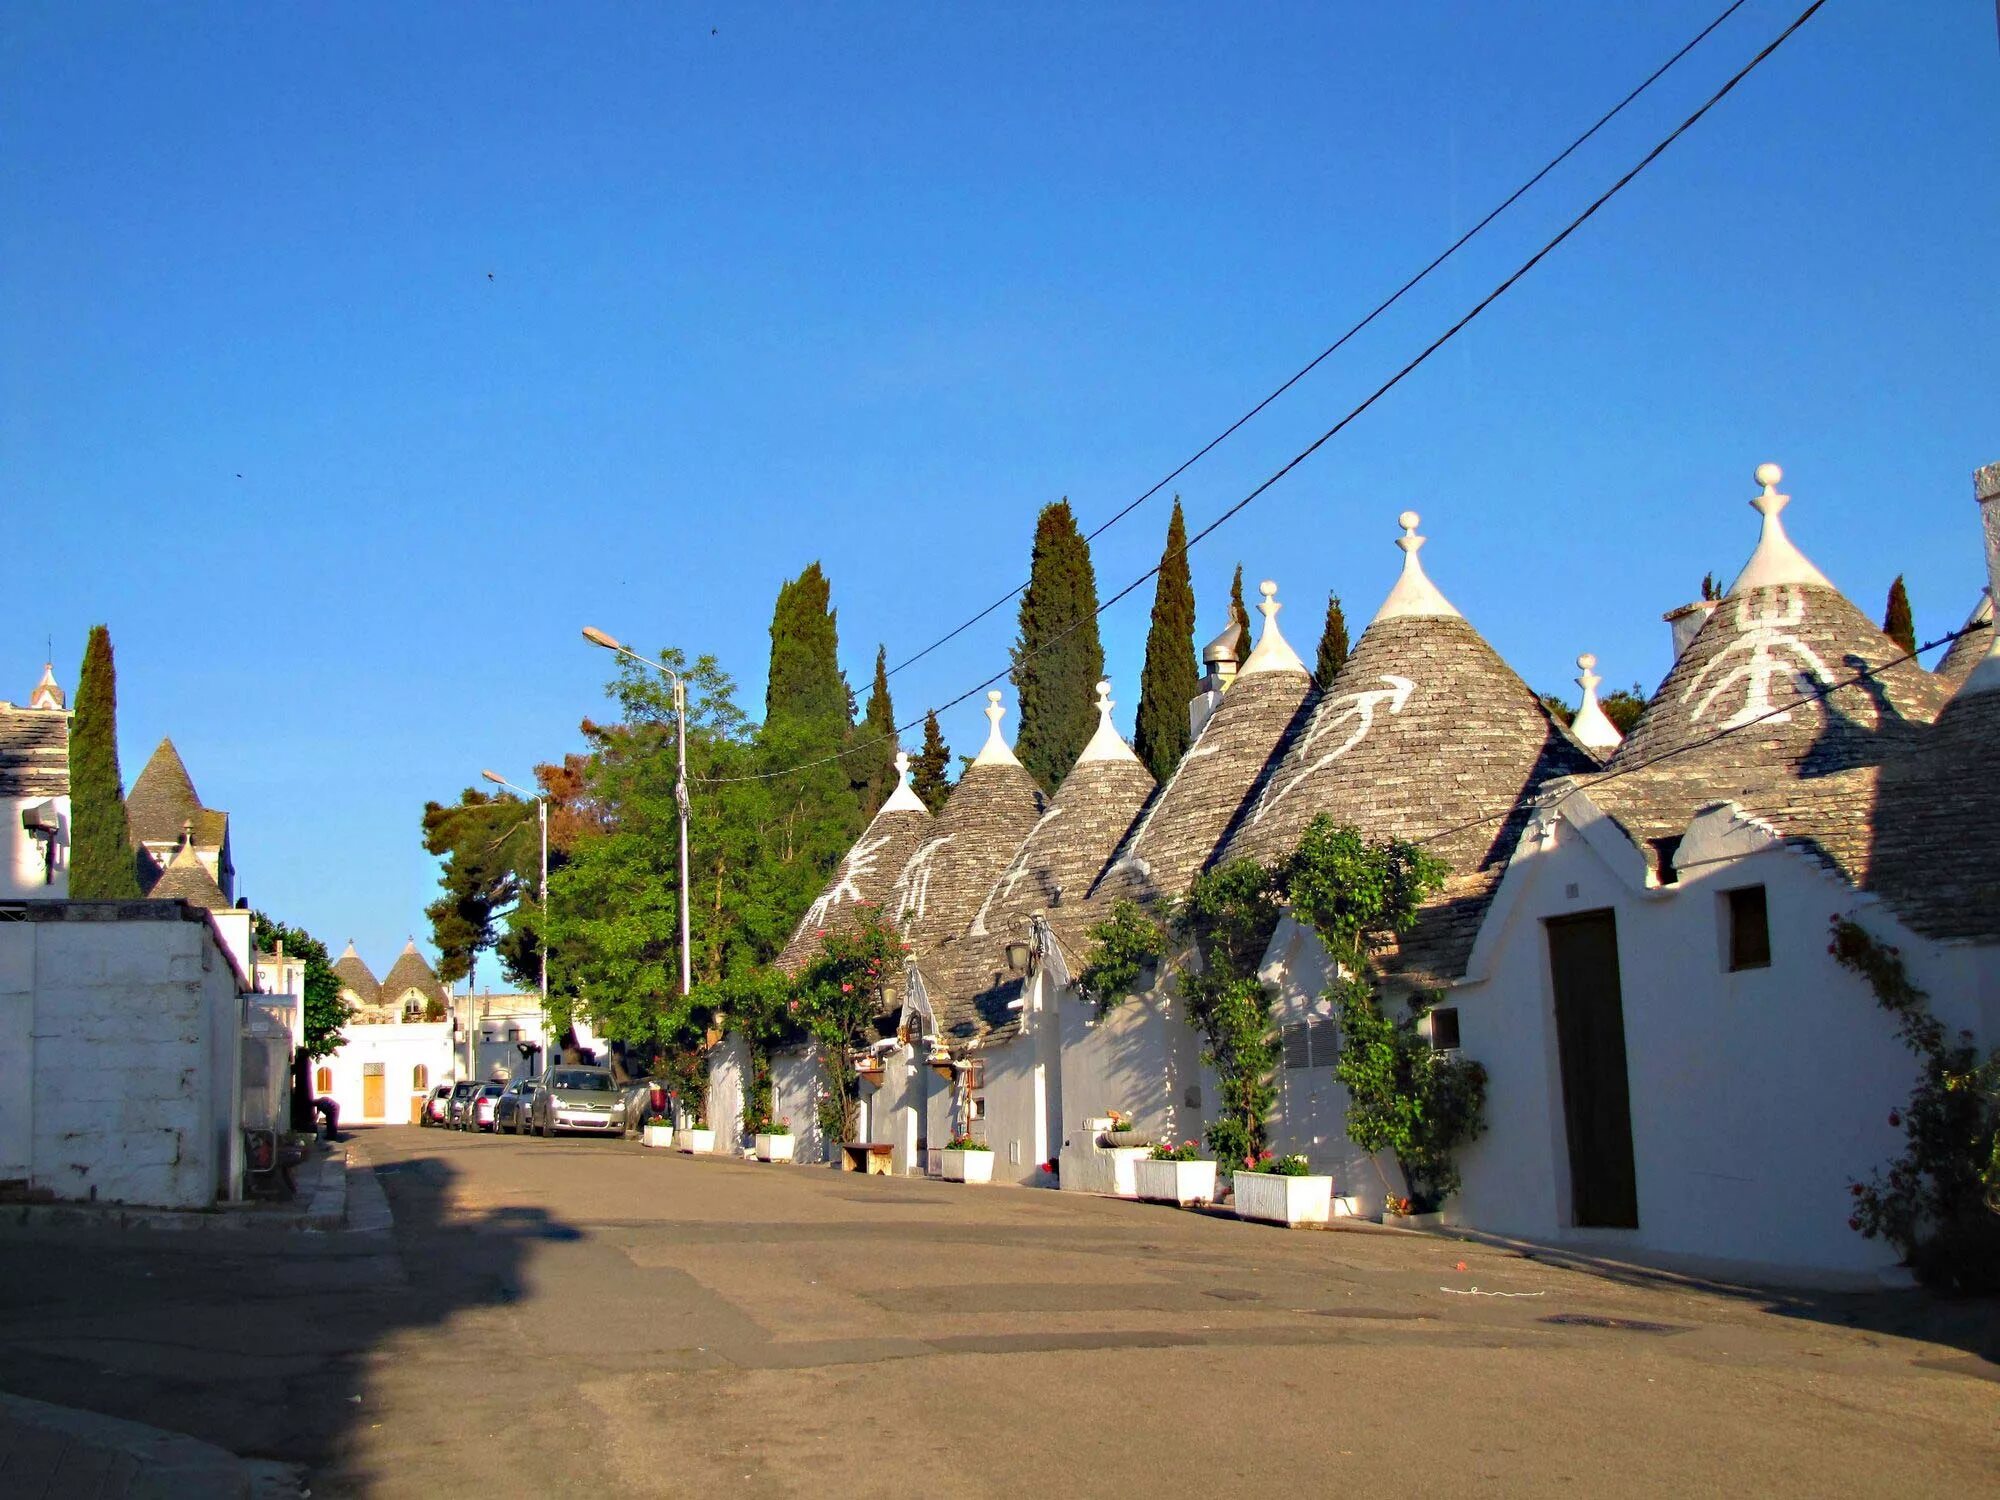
[1173,859,1286,1168]
[253,913,354,1058]
[857,644,898,816]
[795,908,904,1142]
[1315,593,1350,687]
[1600,685,1646,736]
[765,562,849,727]
[1882,575,1917,655]
[1134,498,1197,785]
[1539,693,1574,728]
[420,791,534,987]
[1011,499,1104,790]
[1700,572,1723,602]
[761,563,866,877]
[68,624,142,899]
[911,711,953,813]
[1228,564,1250,645]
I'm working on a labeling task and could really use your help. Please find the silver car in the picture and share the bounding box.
[530,1066,621,1137]
[494,1079,540,1134]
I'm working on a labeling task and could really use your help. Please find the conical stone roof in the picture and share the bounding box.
[127,738,228,849]
[146,842,230,912]
[1933,590,1992,686]
[332,942,382,1007]
[1092,585,1315,907]
[775,752,936,974]
[379,941,449,1012]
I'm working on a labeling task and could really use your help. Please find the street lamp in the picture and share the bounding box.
[482,768,549,1076]
[582,627,692,999]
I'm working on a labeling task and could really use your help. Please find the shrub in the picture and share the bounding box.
[1075,900,1167,1014]
[1149,1139,1205,1162]
[946,1134,991,1151]
[1239,1151,1312,1176]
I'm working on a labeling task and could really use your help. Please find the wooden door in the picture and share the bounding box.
[362,1065,386,1121]
[1545,910,1639,1228]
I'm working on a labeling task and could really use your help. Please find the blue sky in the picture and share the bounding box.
[6,3,1995,978]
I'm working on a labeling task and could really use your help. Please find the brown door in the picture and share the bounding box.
[362,1065,386,1121]
[1545,910,1639,1228]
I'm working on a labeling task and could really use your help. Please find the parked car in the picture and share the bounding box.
[493,1079,540,1135]
[421,1084,453,1127]
[445,1079,483,1129]
[468,1081,506,1132]
[529,1066,621,1137]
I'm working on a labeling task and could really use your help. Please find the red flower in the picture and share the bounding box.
[841,983,852,993]
[1888,1110,1901,1128]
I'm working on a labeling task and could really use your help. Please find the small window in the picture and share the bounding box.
[968,1095,987,1120]
[1428,1007,1462,1051]
[314,1066,332,1094]
[1726,885,1771,971]
[413,1064,429,1091]
[1281,1021,1312,1070]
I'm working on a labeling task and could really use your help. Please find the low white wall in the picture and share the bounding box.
[0,903,242,1208]
[707,1035,749,1154]
[316,1022,456,1125]
[1055,970,1214,1158]
[771,1045,823,1163]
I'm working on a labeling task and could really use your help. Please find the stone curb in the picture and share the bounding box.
[0,1393,302,1498]
[0,1146,350,1235]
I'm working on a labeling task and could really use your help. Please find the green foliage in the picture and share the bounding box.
[1228,564,1249,643]
[794,907,905,1143]
[1882,575,1917,655]
[1011,499,1105,791]
[1830,917,2000,1294]
[912,711,953,812]
[1240,1151,1313,1176]
[1074,900,1167,1015]
[421,790,535,986]
[1314,593,1350,687]
[765,562,849,728]
[1284,819,1447,968]
[68,625,142,899]
[252,912,355,1059]
[1539,693,1574,728]
[1148,1138,1205,1162]
[858,644,898,817]
[1600,685,1646,736]
[1700,572,1722,602]
[945,1134,991,1150]
[1173,858,1286,1166]
[1133,498,1197,785]
[710,967,801,1136]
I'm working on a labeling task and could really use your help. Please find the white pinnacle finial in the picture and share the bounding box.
[1568,651,1623,751]
[1238,579,1308,676]
[1729,461,1832,594]
[970,689,1023,767]
[1076,677,1141,766]
[878,747,927,813]
[1371,510,1461,623]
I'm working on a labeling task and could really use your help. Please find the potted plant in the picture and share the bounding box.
[939,1134,994,1183]
[642,1119,677,1149]
[678,1113,717,1154]
[1101,1108,1147,1148]
[753,1117,796,1163]
[1133,1139,1217,1206]
[1232,1152,1334,1227]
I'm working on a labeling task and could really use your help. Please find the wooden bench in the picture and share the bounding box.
[839,1142,895,1175]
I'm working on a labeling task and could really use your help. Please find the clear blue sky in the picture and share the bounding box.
[6,3,1995,979]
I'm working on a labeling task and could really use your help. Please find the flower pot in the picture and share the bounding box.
[642,1123,676,1149]
[1380,1209,1445,1231]
[1232,1171,1334,1227]
[678,1127,717,1154]
[1102,1130,1148,1148]
[940,1149,994,1184]
[1133,1158,1217,1206]
[754,1132,796,1163]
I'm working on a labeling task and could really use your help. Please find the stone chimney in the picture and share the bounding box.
[1663,600,1718,661]
[1188,618,1246,739]
[1959,461,2000,697]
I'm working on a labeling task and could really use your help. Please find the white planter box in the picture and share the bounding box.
[1232,1172,1334,1227]
[1133,1158,1217,1205]
[940,1149,995,1184]
[754,1132,796,1163]
[678,1128,717,1155]
[1380,1209,1444,1231]
[642,1123,676,1149]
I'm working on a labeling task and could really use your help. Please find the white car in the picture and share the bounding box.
[531,1066,621,1136]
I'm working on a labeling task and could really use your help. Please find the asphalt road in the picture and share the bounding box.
[2,1126,1995,1497]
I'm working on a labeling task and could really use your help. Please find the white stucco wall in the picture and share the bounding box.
[707,1035,749,1154]
[1449,801,1996,1281]
[315,1022,457,1125]
[1054,969,1215,1162]
[1,791,69,898]
[0,905,242,1208]
[771,1045,824,1163]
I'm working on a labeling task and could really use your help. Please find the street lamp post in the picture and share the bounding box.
[482,769,549,1073]
[582,627,692,999]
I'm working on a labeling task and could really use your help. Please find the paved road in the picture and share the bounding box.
[2,1127,1995,1497]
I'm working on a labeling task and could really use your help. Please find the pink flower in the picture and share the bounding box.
[841,983,852,993]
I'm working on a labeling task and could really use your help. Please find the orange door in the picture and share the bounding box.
[362,1068,386,1120]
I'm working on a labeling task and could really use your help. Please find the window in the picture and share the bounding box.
[1726,885,1771,971]
[412,1064,429,1091]
[1428,1007,1461,1052]
[314,1066,332,1094]
[968,1095,987,1120]
[1281,1016,1340,1069]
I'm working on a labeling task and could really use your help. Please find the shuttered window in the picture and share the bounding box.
[1281,1017,1340,1069]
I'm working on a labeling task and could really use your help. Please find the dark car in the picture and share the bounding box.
[494,1079,540,1135]
[529,1066,620,1137]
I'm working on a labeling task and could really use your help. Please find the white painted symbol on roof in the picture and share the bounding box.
[893,835,954,925]
[1682,589,1832,730]
[798,831,891,936]
[969,807,1062,936]
[1253,674,1416,822]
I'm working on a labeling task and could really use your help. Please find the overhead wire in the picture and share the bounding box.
[694,0,1829,786]
[882,0,1752,681]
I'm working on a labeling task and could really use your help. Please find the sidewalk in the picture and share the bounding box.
[0,1393,301,1498]
[0,1140,355,1235]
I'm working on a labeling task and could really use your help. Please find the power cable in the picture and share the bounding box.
[695,0,1828,786]
[882,0,1752,681]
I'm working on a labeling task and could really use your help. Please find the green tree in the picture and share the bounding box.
[1228,564,1250,644]
[911,711,952,813]
[253,913,354,1058]
[67,624,142,899]
[765,562,849,727]
[1011,499,1104,790]
[420,791,534,987]
[1882,575,1917,655]
[1133,498,1197,785]
[796,908,904,1142]
[857,644,898,816]
[1315,593,1350,686]
[1600,686,1647,736]
[761,563,866,873]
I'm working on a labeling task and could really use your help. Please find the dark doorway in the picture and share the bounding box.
[1545,909,1639,1228]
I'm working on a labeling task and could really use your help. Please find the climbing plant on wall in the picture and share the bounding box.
[795,906,905,1144]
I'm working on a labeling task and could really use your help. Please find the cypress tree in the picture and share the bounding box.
[68,624,142,899]
[857,644,897,816]
[761,562,863,869]
[1133,498,1197,784]
[911,711,953,813]
[1228,565,1250,644]
[1011,499,1104,790]
[1882,575,1916,654]
[1315,593,1351,686]
[765,562,848,728]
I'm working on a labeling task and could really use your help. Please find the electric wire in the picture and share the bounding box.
[693,0,1828,786]
[882,0,1752,681]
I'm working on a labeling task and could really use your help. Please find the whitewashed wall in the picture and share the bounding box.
[0,904,242,1208]
[771,1045,823,1163]
[1451,800,1997,1280]
[1055,969,1215,1160]
[316,1022,456,1125]
[1,792,68,899]
[707,1034,749,1154]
